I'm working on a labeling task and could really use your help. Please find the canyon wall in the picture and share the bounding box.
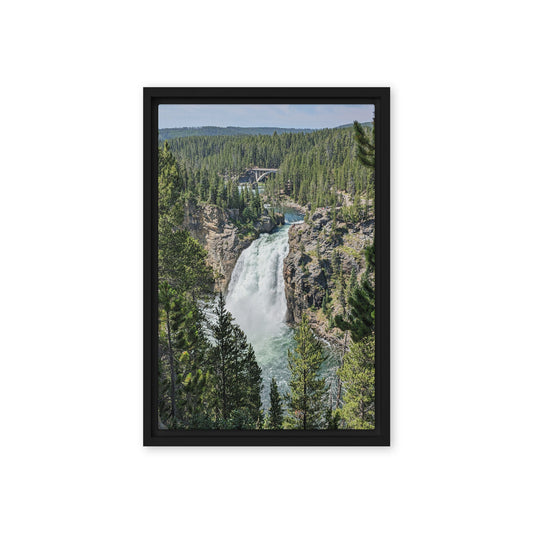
[283,207,374,347]
[182,202,282,292]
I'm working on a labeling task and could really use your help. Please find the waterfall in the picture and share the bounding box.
[221,209,334,406]
[226,226,290,340]
[226,220,301,403]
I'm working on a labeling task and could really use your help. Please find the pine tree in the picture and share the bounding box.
[353,121,375,171]
[234,327,262,425]
[159,281,178,422]
[334,270,375,343]
[285,315,327,429]
[209,292,236,420]
[331,250,341,279]
[325,407,341,429]
[322,289,328,314]
[158,282,212,428]
[332,242,376,429]
[158,142,182,217]
[209,293,262,423]
[157,146,214,297]
[267,378,283,429]
[337,336,375,429]
[365,242,376,272]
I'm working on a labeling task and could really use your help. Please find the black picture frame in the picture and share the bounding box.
[144,87,390,446]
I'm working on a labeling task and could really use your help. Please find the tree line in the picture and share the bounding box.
[159,125,315,141]
[164,125,374,215]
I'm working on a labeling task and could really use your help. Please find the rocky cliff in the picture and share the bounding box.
[182,202,283,292]
[283,207,374,346]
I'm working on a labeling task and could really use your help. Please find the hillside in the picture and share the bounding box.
[159,125,315,141]
[334,121,373,129]
[158,123,373,141]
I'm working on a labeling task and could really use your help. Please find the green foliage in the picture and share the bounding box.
[332,237,376,430]
[158,144,214,295]
[159,290,264,429]
[209,293,263,425]
[285,315,327,430]
[337,336,375,429]
[159,125,315,141]
[163,125,374,217]
[241,335,263,424]
[353,120,375,170]
[158,282,213,429]
[322,289,328,314]
[334,268,375,343]
[225,407,258,430]
[325,408,341,430]
[159,140,268,228]
[158,223,214,296]
[267,378,284,430]
[156,120,378,431]
[365,242,375,272]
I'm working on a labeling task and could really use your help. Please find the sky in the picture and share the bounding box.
[159,104,374,129]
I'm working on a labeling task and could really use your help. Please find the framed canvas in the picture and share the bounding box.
[144,88,390,445]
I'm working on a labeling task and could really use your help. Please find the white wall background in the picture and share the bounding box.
[1,1,532,532]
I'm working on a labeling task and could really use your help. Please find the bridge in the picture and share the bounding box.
[251,167,279,183]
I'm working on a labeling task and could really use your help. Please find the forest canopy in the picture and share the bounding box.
[163,124,374,213]
[157,120,376,431]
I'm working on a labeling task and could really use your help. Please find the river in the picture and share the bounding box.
[225,209,303,405]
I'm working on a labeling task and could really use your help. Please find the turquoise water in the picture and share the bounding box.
[226,220,298,404]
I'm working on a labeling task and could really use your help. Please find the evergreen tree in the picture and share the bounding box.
[285,315,327,430]
[157,145,214,296]
[234,327,263,425]
[334,269,375,343]
[267,378,283,429]
[332,241,376,429]
[337,336,375,429]
[209,293,262,423]
[353,120,375,172]
[325,407,341,430]
[158,282,213,428]
[365,241,376,272]
[159,281,178,422]
[158,142,182,217]
[338,272,346,315]
[209,292,236,420]
[158,222,214,296]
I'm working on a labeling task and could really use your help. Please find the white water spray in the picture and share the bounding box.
[226,226,290,341]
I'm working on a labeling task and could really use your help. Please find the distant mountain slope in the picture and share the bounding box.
[334,121,373,129]
[159,122,373,141]
[159,126,315,141]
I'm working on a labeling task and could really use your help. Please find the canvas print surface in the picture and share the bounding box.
[157,104,376,431]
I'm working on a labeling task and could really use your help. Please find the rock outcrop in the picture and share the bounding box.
[182,202,283,292]
[283,207,374,346]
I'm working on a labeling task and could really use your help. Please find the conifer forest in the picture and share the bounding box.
[158,106,376,430]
